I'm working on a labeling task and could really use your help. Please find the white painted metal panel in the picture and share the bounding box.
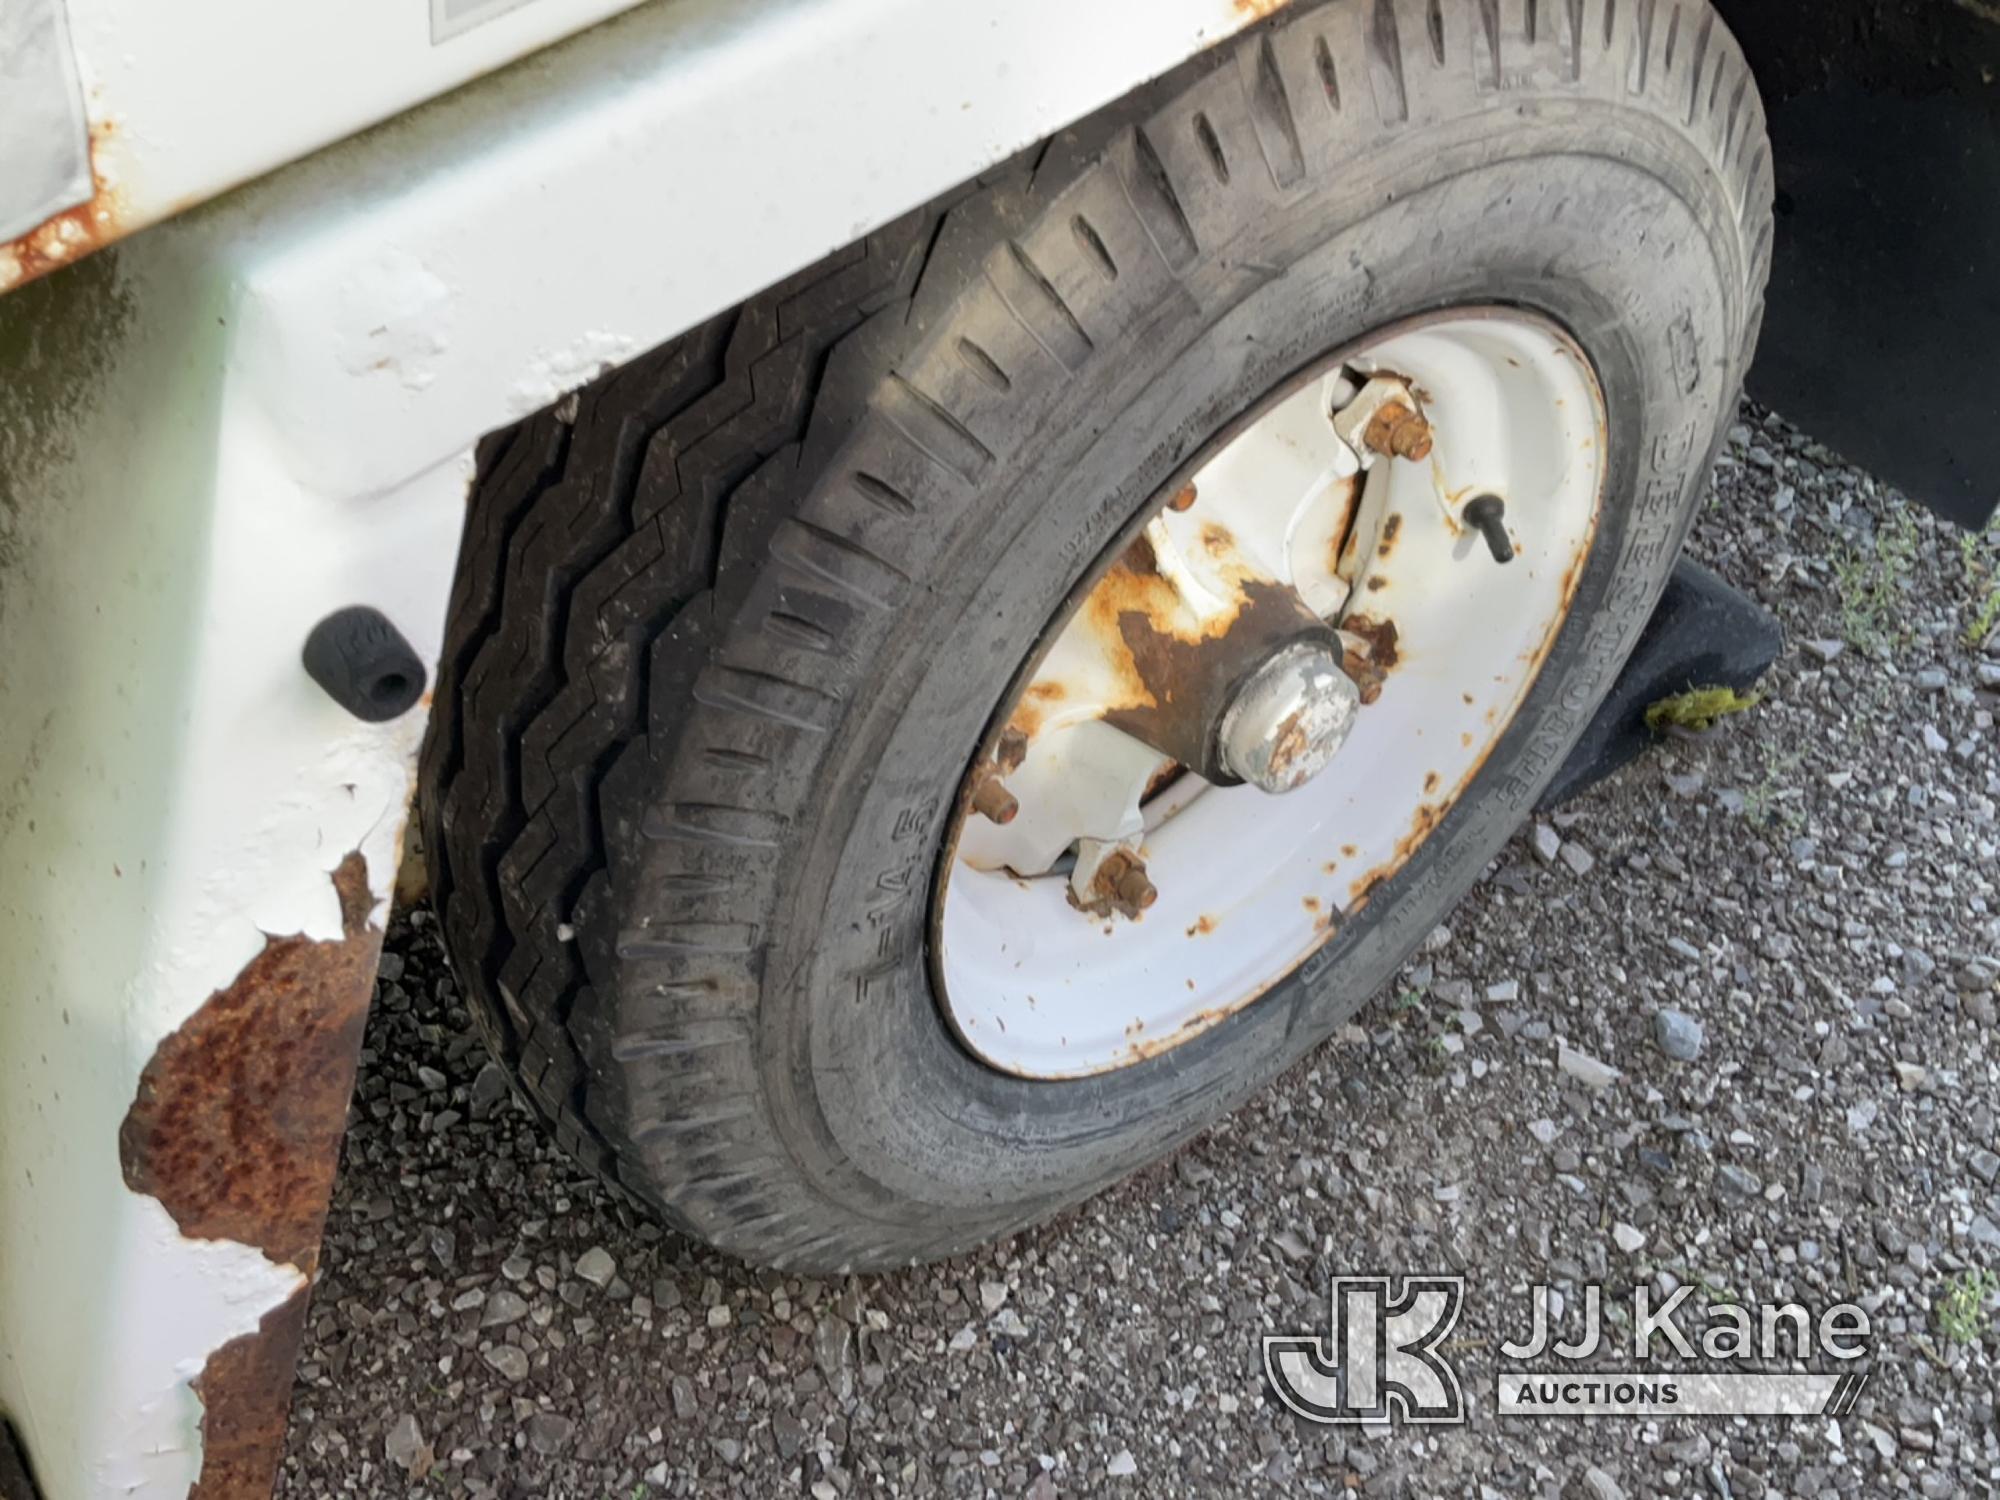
[45,0,652,235]
[0,1,1282,1495]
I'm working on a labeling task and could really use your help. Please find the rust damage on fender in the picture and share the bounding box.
[0,124,127,295]
[186,1289,316,1500]
[120,851,384,1499]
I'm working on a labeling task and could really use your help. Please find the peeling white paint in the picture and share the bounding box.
[335,248,455,393]
[507,329,636,415]
[0,243,465,1498]
[92,1200,308,1498]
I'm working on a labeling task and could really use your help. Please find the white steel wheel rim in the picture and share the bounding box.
[933,310,1607,1080]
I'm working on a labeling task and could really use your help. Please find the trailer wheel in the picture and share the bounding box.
[422,0,1771,1269]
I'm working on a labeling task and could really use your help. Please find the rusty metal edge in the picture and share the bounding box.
[118,850,384,1498]
[185,1287,315,1500]
[0,127,125,296]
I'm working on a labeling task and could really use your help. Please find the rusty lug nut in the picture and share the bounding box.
[1362,401,1434,462]
[1168,482,1199,513]
[972,778,1019,825]
[1462,494,1515,564]
[1116,864,1158,911]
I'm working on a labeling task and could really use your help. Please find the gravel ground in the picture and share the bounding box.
[278,403,2000,1500]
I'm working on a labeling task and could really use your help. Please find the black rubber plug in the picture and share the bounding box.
[302,606,427,722]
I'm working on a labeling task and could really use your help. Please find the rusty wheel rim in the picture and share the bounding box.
[932,308,1608,1079]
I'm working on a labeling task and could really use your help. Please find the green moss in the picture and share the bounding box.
[1936,1268,1998,1346]
[1644,685,1762,735]
[1835,506,1919,657]
[1963,516,2000,649]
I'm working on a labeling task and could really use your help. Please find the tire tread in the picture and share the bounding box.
[422,0,1773,1266]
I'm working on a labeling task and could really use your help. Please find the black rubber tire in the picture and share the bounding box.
[422,0,1772,1270]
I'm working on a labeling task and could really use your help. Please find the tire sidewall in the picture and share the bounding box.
[630,67,1759,1258]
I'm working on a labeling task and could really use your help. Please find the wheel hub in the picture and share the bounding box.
[933,309,1608,1079]
[1214,639,1361,795]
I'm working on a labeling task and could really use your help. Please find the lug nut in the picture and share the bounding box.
[1463,494,1515,563]
[1080,848,1157,918]
[1114,861,1158,911]
[1069,845,1160,920]
[971,778,1019,824]
[1362,401,1434,462]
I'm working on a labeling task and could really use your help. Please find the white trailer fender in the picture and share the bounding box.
[0,1,1288,1495]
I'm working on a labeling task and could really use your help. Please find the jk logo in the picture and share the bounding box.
[1263,1275,1466,1425]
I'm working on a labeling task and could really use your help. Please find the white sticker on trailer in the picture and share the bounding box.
[432,0,540,42]
[0,0,94,240]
